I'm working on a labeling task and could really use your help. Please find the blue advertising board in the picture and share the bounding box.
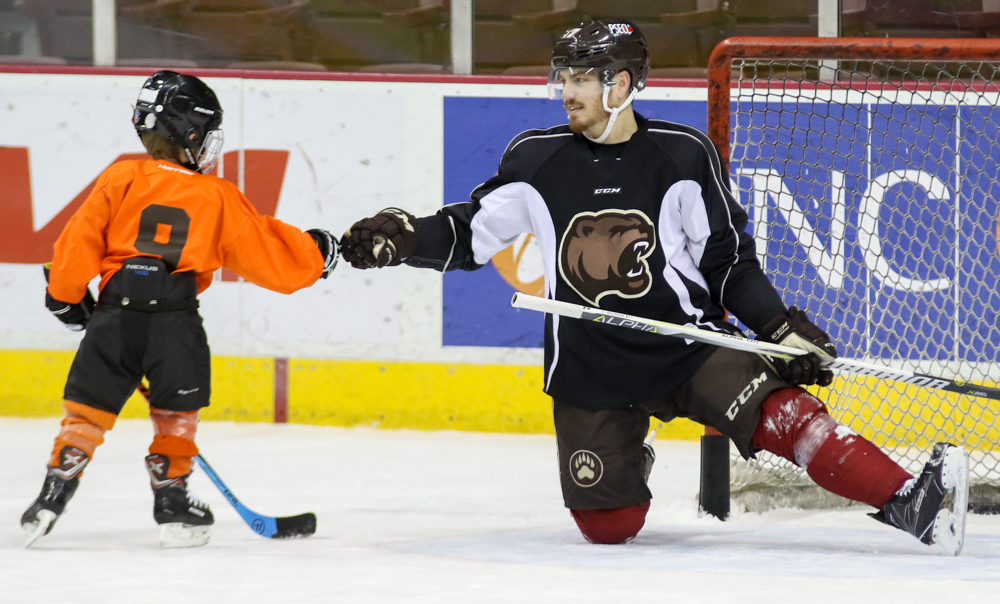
[442,95,1000,363]
[733,100,1000,363]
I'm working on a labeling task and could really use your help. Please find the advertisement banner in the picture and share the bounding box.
[0,75,408,353]
[734,100,1000,363]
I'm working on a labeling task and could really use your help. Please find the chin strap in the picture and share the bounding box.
[585,87,637,144]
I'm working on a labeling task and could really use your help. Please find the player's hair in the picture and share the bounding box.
[140,131,186,165]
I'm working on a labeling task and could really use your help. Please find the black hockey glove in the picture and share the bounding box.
[307,228,339,279]
[758,306,838,387]
[339,208,419,269]
[45,290,92,331]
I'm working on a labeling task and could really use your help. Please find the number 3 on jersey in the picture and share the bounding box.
[134,204,190,271]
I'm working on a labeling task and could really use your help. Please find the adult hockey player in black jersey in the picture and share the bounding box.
[341,20,970,554]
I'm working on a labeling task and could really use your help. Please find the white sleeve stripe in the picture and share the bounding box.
[442,215,457,272]
[648,127,741,302]
[502,127,551,156]
[508,132,573,153]
[545,314,560,392]
[468,181,487,199]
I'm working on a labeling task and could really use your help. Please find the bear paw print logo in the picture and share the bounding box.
[569,450,603,488]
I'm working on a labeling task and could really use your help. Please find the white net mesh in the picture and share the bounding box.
[725,55,1000,513]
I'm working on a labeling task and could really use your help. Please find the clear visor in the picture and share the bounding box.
[196,129,224,174]
[547,67,606,101]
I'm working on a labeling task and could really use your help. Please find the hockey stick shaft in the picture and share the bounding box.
[195,454,316,539]
[138,388,317,539]
[511,293,1000,401]
[512,293,804,358]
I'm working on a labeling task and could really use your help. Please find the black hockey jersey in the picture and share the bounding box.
[408,113,788,409]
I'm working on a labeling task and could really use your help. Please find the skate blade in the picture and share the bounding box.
[931,446,970,556]
[159,523,211,548]
[23,510,57,548]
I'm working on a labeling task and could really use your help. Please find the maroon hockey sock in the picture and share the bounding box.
[570,501,650,544]
[804,425,914,508]
[751,388,913,509]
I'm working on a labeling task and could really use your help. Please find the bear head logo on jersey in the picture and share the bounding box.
[558,209,656,307]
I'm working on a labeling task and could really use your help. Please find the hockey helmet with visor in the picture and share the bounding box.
[548,20,649,142]
[547,20,650,100]
[133,71,224,174]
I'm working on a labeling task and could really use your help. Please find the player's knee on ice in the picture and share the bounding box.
[570,501,650,544]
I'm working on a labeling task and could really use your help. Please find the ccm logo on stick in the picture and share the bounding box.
[726,372,769,420]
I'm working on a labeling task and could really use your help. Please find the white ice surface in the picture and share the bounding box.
[3,417,1000,603]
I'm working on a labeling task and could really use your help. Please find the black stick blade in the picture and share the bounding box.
[274,513,317,539]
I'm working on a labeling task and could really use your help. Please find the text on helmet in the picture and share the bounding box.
[608,24,634,36]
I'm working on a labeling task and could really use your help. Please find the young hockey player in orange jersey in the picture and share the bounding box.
[21,71,339,548]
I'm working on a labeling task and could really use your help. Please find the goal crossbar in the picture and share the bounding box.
[707,37,1000,175]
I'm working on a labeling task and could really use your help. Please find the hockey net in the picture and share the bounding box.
[707,37,1000,513]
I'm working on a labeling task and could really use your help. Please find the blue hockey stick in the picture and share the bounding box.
[195,455,317,539]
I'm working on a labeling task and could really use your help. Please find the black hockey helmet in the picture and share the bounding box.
[550,20,650,93]
[132,70,224,174]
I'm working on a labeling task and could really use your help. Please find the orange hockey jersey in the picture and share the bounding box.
[48,159,324,304]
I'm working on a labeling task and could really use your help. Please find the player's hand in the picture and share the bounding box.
[759,306,838,387]
[45,290,91,331]
[307,228,339,279]
[339,208,418,269]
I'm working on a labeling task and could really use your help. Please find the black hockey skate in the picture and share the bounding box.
[869,442,969,556]
[21,446,88,547]
[146,454,213,548]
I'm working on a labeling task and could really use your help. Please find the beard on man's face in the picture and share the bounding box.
[565,99,606,134]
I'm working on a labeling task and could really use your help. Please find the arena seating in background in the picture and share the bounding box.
[498,0,726,77]
[170,0,309,65]
[226,60,326,71]
[8,0,1000,74]
[116,58,201,69]
[859,0,1000,38]
[116,0,206,66]
[721,0,818,38]
[301,0,447,72]
[499,65,550,75]
[0,55,68,65]
[581,0,726,76]
[474,0,563,73]
[0,0,40,56]
[356,62,449,73]
[14,0,200,66]
[15,0,92,64]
